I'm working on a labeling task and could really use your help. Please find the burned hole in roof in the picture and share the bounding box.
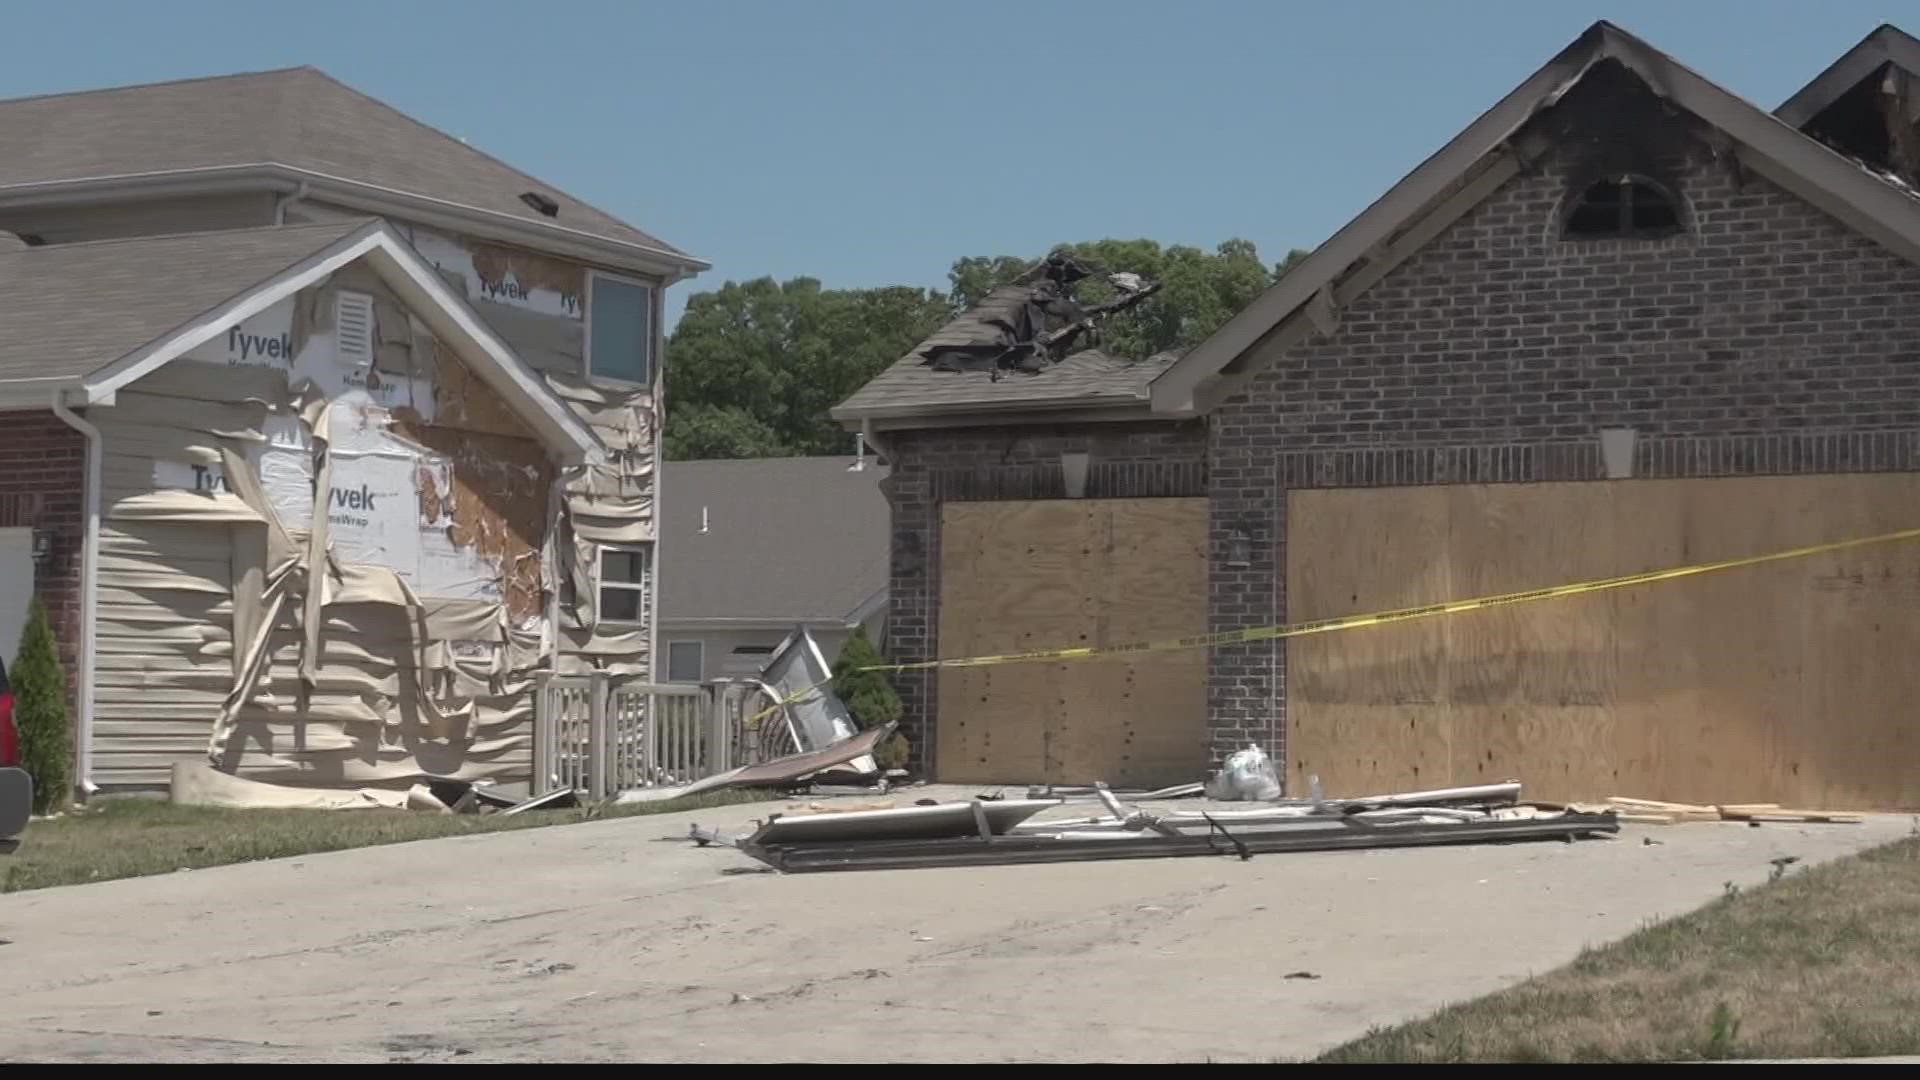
[519,191,560,218]
[920,251,1163,379]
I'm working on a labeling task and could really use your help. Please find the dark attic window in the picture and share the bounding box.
[1562,175,1684,240]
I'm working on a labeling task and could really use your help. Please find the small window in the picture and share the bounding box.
[666,641,704,682]
[1563,176,1683,240]
[587,273,655,386]
[597,546,650,625]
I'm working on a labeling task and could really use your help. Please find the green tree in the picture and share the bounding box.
[662,278,950,459]
[11,597,70,815]
[943,238,1286,358]
[831,625,908,771]
[663,237,1303,461]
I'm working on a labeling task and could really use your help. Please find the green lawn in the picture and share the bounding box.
[3,789,771,894]
[1317,833,1920,1062]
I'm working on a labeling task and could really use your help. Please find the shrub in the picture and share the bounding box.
[12,598,71,815]
[832,625,910,771]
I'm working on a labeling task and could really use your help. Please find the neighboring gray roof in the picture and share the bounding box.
[0,67,694,262]
[659,456,890,626]
[832,284,1175,423]
[0,220,369,383]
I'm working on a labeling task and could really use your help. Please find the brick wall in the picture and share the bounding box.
[880,421,1207,773]
[0,410,87,712]
[1210,65,1920,776]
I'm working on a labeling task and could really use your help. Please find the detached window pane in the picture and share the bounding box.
[589,276,653,385]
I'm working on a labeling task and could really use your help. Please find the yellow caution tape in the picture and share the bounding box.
[745,525,1920,728]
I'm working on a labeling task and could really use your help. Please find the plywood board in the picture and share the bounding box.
[1286,486,1450,793]
[1289,475,1920,809]
[936,498,1207,786]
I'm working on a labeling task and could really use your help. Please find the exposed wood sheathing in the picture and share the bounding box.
[1287,475,1920,809]
[404,226,658,679]
[936,498,1208,787]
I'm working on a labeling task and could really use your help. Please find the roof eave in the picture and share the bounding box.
[831,391,1162,431]
[1775,25,1916,127]
[0,374,84,410]
[0,164,710,283]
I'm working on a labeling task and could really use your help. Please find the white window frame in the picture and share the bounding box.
[665,640,705,683]
[596,544,652,627]
[583,270,658,389]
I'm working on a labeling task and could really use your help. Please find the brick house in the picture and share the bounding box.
[834,21,1920,808]
[0,69,705,796]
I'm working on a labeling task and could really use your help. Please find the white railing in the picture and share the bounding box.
[534,675,785,798]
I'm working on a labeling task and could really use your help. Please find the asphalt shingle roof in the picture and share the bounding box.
[832,284,1173,419]
[0,67,692,260]
[659,456,890,625]
[0,220,369,383]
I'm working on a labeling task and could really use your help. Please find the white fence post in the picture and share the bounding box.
[587,671,610,801]
[533,673,553,796]
[706,683,729,774]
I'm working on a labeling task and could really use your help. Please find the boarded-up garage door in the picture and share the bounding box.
[1288,474,1920,809]
[937,498,1207,786]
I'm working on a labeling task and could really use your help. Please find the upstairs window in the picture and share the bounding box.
[587,272,655,386]
[1562,176,1684,240]
[598,546,651,625]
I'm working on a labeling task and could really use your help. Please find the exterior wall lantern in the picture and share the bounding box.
[31,527,55,564]
[1227,526,1253,568]
[1600,427,1637,480]
[1060,451,1090,499]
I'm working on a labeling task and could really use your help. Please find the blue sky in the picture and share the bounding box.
[4,0,1908,325]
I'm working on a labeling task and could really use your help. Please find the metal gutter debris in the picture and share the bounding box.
[741,813,1618,873]
[729,776,1618,874]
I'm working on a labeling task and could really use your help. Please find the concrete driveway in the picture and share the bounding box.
[0,794,1909,1063]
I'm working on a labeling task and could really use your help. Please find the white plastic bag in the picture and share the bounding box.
[1205,743,1282,801]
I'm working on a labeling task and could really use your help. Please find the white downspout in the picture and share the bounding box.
[50,392,101,797]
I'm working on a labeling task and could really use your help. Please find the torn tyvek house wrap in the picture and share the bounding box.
[542,372,658,677]
[92,265,574,790]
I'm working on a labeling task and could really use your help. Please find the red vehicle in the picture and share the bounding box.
[1,655,17,766]
[1,655,29,852]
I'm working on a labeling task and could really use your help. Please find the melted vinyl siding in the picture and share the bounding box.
[386,222,660,679]
[86,263,558,790]
[93,522,236,788]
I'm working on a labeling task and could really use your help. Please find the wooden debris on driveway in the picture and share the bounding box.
[1604,796,1863,824]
